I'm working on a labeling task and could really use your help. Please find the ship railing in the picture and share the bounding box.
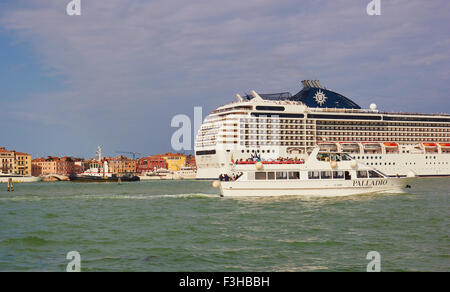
[312,107,450,117]
[235,160,305,165]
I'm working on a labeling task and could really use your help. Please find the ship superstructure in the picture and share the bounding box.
[195,80,450,179]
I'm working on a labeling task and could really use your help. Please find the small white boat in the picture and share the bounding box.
[0,174,42,183]
[215,148,415,198]
[175,166,197,180]
[139,169,176,180]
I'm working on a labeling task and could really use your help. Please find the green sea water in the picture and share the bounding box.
[0,179,448,272]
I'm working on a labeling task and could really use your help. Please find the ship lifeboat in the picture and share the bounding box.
[318,142,338,151]
[423,143,437,148]
[339,142,360,149]
[439,143,450,148]
[383,142,398,147]
[362,142,382,149]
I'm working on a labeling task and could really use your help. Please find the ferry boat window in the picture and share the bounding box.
[321,171,332,179]
[255,172,266,180]
[333,171,345,179]
[267,172,275,180]
[345,171,351,180]
[276,171,287,180]
[368,170,384,178]
[288,172,300,179]
[357,170,368,178]
[308,171,320,179]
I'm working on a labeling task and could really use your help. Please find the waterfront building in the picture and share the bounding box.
[106,156,137,175]
[160,153,186,171]
[0,147,15,174]
[137,156,168,173]
[31,156,80,176]
[14,152,32,175]
[0,147,32,175]
[185,154,197,169]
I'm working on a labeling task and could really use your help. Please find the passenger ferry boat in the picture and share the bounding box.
[215,147,415,197]
[195,80,450,179]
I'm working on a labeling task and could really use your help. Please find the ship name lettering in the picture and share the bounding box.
[353,180,387,187]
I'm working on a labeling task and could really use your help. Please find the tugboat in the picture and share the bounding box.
[214,147,415,197]
[69,160,140,182]
[69,146,139,182]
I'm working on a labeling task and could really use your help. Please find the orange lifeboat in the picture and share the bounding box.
[383,142,398,147]
[423,143,437,147]
[439,143,450,148]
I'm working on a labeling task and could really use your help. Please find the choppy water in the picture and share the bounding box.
[0,179,448,271]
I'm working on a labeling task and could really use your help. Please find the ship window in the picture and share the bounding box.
[267,172,275,180]
[357,170,368,178]
[276,171,287,180]
[196,150,216,155]
[308,171,320,179]
[255,106,285,111]
[333,171,344,179]
[321,171,332,179]
[288,171,300,179]
[255,172,266,180]
[368,170,384,178]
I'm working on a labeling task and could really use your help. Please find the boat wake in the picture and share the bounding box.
[0,193,220,201]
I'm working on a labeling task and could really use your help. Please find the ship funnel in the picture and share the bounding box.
[236,94,243,102]
[301,80,324,89]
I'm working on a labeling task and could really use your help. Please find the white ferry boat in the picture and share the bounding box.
[175,166,197,179]
[195,80,450,179]
[0,174,42,183]
[139,169,175,180]
[215,148,415,197]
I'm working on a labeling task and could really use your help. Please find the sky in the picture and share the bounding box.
[0,0,449,158]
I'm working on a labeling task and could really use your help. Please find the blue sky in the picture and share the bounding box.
[1,0,449,158]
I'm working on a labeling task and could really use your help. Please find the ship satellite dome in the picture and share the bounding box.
[330,161,338,168]
[350,161,357,169]
[255,162,263,170]
[212,180,220,188]
[370,103,377,111]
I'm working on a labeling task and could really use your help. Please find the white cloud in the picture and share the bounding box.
[1,0,449,155]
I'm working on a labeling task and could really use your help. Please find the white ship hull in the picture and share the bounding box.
[220,177,413,197]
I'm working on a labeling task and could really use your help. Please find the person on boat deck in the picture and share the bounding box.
[219,174,224,181]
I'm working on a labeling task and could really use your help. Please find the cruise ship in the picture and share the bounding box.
[194,80,450,179]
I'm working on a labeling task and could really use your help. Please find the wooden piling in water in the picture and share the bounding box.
[7,178,14,192]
